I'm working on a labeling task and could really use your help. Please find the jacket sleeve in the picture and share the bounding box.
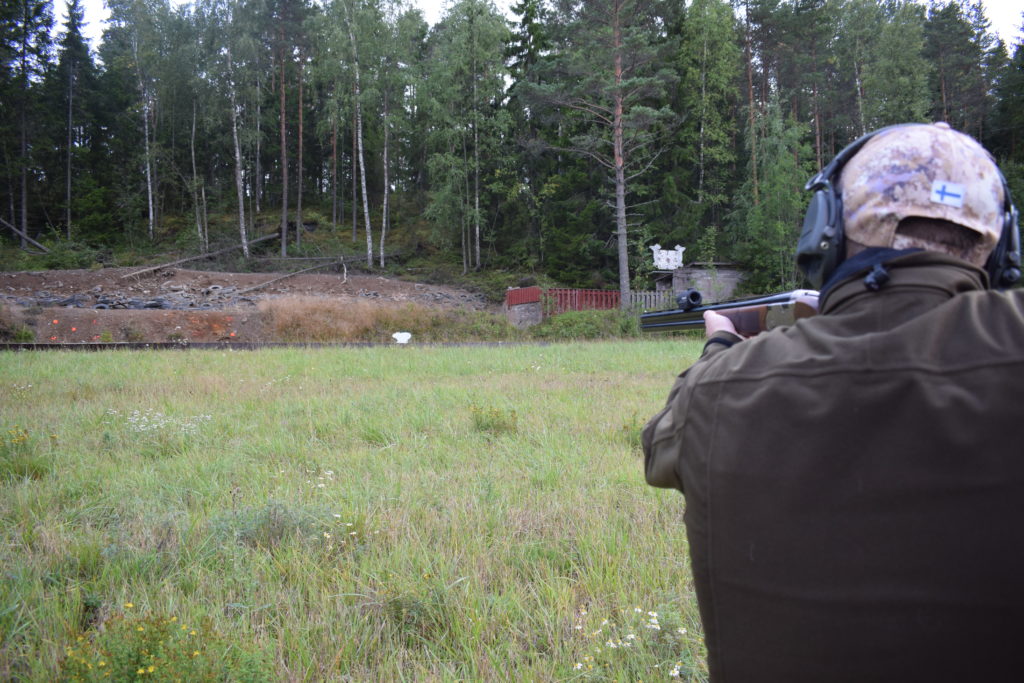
[642,374,688,491]
[642,331,741,492]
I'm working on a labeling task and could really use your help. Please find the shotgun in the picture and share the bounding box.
[640,288,820,337]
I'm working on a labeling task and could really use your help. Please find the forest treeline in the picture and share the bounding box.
[2,0,1023,294]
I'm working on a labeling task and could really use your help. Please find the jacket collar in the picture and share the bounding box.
[820,249,989,315]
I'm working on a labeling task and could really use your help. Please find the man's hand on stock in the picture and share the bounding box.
[703,310,740,338]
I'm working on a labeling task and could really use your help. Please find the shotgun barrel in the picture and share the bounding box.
[640,289,820,337]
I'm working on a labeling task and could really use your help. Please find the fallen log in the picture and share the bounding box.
[0,217,50,253]
[235,258,348,295]
[120,232,280,279]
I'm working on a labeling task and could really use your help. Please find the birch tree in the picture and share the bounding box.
[425,0,509,272]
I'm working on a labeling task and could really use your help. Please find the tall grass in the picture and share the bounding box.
[0,340,706,681]
[259,297,523,343]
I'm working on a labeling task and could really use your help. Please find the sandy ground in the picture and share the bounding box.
[0,266,493,343]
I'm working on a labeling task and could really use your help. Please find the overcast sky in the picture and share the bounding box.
[67,0,1022,61]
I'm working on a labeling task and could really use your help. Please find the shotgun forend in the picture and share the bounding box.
[640,289,820,337]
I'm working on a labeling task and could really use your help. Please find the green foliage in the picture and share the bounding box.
[861,2,930,127]
[40,240,102,270]
[469,404,518,435]
[529,309,639,340]
[59,611,273,682]
[212,501,327,551]
[0,425,53,481]
[69,179,117,238]
[659,0,741,239]
[729,103,814,293]
[0,305,35,342]
[0,0,1019,291]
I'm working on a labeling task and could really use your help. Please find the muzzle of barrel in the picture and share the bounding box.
[676,288,703,312]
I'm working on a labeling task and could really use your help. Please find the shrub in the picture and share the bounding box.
[59,611,272,682]
[529,309,639,341]
[212,501,316,550]
[0,426,53,481]
[42,240,101,270]
[0,304,34,342]
[469,404,518,436]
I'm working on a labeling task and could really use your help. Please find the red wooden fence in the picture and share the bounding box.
[544,288,620,314]
[505,287,672,315]
[505,286,542,306]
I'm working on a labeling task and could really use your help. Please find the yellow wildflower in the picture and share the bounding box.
[124,602,134,609]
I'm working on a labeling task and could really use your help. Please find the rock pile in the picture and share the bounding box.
[3,280,259,311]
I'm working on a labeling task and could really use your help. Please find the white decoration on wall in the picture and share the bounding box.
[650,244,686,270]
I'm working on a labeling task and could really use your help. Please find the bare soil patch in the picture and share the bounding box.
[1,267,494,343]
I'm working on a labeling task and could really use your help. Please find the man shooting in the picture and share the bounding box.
[642,122,1023,681]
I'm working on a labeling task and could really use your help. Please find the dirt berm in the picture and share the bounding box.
[0,267,494,344]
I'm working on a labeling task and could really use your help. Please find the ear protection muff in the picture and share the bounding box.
[796,126,898,289]
[796,124,1022,290]
[985,180,1021,289]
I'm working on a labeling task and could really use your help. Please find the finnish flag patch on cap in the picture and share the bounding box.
[930,180,965,208]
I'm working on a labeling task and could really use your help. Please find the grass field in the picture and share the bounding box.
[0,340,706,681]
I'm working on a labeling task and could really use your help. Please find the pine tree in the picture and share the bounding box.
[5,0,53,247]
[924,0,989,136]
[529,0,677,303]
[52,0,97,239]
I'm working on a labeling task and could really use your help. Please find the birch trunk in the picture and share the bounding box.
[462,133,470,275]
[255,68,262,215]
[296,57,304,249]
[346,17,373,267]
[352,98,357,241]
[190,102,206,252]
[854,54,866,136]
[132,34,155,241]
[331,118,338,231]
[380,92,389,268]
[228,49,250,258]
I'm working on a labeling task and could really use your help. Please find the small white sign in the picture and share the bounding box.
[392,332,412,344]
[930,180,965,208]
[650,244,686,270]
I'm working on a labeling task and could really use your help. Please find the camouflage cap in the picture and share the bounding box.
[838,122,1004,257]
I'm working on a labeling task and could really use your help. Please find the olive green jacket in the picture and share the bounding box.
[643,251,1024,682]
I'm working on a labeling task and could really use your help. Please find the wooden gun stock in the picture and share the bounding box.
[640,289,820,337]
